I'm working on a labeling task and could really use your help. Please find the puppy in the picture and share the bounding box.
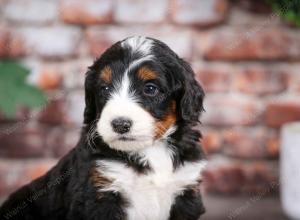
[0,36,206,220]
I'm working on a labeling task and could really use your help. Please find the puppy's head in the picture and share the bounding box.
[84,36,204,152]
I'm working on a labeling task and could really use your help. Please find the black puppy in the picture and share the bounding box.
[0,36,206,220]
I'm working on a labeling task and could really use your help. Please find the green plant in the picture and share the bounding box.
[0,60,47,118]
[268,0,300,27]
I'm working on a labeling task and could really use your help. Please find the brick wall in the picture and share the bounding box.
[0,0,300,197]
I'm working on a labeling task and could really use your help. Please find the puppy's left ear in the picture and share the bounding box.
[179,60,205,123]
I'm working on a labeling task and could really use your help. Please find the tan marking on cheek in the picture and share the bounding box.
[90,167,112,199]
[137,66,157,81]
[155,101,177,139]
[100,66,112,83]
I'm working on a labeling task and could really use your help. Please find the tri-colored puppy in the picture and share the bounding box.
[0,36,206,220]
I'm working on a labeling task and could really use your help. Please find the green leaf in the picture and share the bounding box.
[268,0,300,27]
[0,60,47,118]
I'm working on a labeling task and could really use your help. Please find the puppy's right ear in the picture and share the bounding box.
[83,70,96,125]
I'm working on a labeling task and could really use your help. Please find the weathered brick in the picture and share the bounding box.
[199,28,297,61]
[0,27,25,58]
[266,134,280,158]
[203,157,279,194]
[46,127,81,158]
[67,91,85,126]
[37,68,63,91]
[25,61,65,90]
[0,29,9,57]
[25,62,63,91]
[202,95,262,126]
[61,59,92,89]
[265,100,300,128]
[233,66,288,95]
[86,27,192,59]
[3,0,58,24]
[202,129,223,154]
[115,0,168,23]
[60,0,113,25]
[287,65,300,92]
[0,107,30,123]
[171,0,228,26]
[194,63,232,92]
[0,159,57,197]
[0,124,46,158]
[228,5,281,26]
[223,128,277,159]
[38,98,69,125]
[237,0,272,13]
[20,27,82,59]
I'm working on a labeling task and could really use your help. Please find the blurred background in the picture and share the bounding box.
[1,0,300,219]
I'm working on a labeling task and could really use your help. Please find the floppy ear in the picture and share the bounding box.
[179,60,205,123]
[83,70,96,125]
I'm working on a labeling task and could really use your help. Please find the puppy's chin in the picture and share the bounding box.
[107,138,154,152]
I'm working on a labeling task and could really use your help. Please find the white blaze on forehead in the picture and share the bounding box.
[112,70,132,100]
[122,36,155,74]
[121,36,153,56]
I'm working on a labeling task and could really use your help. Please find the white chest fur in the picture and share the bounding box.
[96,142,206,220]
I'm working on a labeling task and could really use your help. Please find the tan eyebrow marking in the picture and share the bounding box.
[137,66,157,81]
[100,66,112,83]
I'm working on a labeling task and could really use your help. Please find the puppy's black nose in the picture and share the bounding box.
[111,117,132,134]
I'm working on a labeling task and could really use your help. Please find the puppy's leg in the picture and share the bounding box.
[169,187,205,220]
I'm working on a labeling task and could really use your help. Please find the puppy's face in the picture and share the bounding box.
[84,36,204,152]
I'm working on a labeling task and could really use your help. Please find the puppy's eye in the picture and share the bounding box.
[101,86,111,95]
[143,83,159,97]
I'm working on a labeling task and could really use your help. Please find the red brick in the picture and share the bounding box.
[0,30,9,57]
[67,91,85,126]
[0,159,57,197]
[86,28,112,57]
[3,0,58,24]
[266,135,280,158]
[265,101,300,128]
[237,0,272,13]
[47,128,80,158]
[233,67,288,95]
[60,0,113,25]
[0,107,30,123]
[202,95,262,126]
[37,68,63,91]
[115,0,168,24]
[38,99,69,125]
[228,5,281,26]
[202,129,223,154]
[0,28,25,58]
[223,128,277,159]
[62,59,92,89]
[171,0,228,26]
[194,64,232,92]
[86,27,192,59]
[200,28,296,61]
[287,68,300,92]
[20,27,82,59]
[203,157,279,194]
[0,124,46,158]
